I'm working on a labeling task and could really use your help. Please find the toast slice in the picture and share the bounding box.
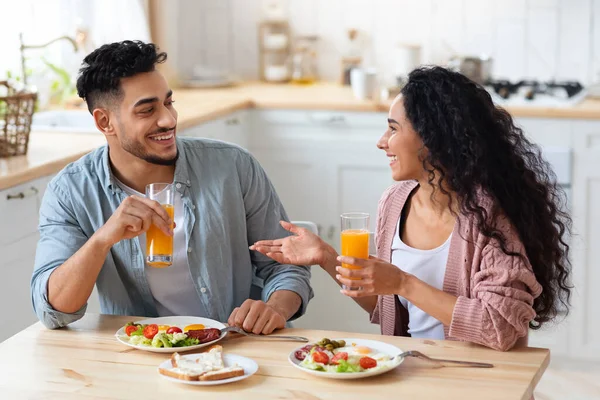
[161,345,243,382]
[170,345,223,368]
[158,366,202,381]
[198,366,245,381]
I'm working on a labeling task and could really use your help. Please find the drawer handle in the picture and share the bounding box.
[328,115,346,123]
[309,114,346,124]
[7,186,38,200]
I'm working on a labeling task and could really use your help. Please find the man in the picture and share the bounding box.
[31,40,312,334]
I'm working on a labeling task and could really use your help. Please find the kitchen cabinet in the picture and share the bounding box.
[0,175,53,342]
[248,110,391,334]
[514,117,600,362]
[0,174,101,343]
[512,118,573,358]
[568,121,600,361]
[180,110,249,149]
[249,110,393,247]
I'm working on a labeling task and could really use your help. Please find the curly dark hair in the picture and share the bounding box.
[401,66,572,329]
[76,40,167,113]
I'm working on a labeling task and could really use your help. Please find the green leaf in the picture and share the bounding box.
[41,58,71,86]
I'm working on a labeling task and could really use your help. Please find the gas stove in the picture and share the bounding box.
[484,79,587,107]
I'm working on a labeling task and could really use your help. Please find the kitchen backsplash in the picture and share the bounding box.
[172,0,600,85]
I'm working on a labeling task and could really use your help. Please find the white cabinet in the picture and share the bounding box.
[249,110,393,248]
[515,118,574,148]
[180,110,249,149]
[249,110,390,334]
[513,117,600,362]
[513,118,574,357]
[2,233,39,342]
[568,121,600,361]
[0,175,54,342]
[0,174,101,343]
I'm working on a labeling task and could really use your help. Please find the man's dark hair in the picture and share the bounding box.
[76,40,167,114]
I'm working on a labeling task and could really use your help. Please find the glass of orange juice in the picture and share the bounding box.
[340,212,370,290]
[145,183,175,268]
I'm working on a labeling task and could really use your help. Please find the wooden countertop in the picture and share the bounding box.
[173,81,600,126]
[2,81,599,190]
[0,131,106,190]
[0,314,549,399]
[173,82,383,130]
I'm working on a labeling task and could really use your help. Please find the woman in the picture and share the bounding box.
[251,66,572,351]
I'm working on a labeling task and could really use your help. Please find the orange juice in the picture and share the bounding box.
[146,204,174,268]
[340,229,369,275]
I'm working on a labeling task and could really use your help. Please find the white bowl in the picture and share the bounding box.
[264,65,289,82]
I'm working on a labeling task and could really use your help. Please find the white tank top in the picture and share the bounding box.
[391,217,450,339]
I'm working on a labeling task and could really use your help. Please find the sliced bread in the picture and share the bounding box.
[160,345,243,382]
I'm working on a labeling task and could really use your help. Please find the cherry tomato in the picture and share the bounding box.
[166,326,183,334]
[125,325,138,336]
[312,351,329,365]
[143,324,159,339]
[330,352,349,365]
[359,356,377,369]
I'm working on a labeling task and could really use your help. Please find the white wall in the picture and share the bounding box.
[171,0,600,86]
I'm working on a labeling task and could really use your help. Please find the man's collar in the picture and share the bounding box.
[103,138,190,194]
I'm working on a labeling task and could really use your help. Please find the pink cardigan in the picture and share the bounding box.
[370,180,543,351]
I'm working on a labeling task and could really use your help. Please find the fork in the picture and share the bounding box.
[221,326,309,342]
[396,350,493,368]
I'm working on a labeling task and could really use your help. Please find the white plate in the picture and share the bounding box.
[157,353,258,386]
[288,338,404,380]
[115,316,226,353]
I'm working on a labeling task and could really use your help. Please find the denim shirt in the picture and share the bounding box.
[31,137,313,329]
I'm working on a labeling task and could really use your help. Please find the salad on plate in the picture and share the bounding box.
[120,322,220,349]
[293,338,401,374]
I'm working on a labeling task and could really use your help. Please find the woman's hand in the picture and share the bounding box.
[250,221,334,266]
[335,255,409,297]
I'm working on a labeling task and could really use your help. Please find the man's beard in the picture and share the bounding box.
[121,130,179,166]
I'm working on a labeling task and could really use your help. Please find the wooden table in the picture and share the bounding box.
[0,314,549,399]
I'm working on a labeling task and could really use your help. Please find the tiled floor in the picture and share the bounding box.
[535,357,600,400]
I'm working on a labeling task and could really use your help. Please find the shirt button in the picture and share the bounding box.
[191,204,196,210]
[200,287,207,293]
[176,183,181,189]
[187,247,192,253]
[187,180,191,185]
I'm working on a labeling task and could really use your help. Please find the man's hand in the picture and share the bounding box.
[94,195,173,248]
[228,299,287,335]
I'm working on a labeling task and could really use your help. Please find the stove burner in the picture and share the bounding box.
[484,79,584,100]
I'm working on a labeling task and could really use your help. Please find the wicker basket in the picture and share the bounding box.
[0,80,37,157]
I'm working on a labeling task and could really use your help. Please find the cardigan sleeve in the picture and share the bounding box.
[449,244,542,351]
[370,185,396,326]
